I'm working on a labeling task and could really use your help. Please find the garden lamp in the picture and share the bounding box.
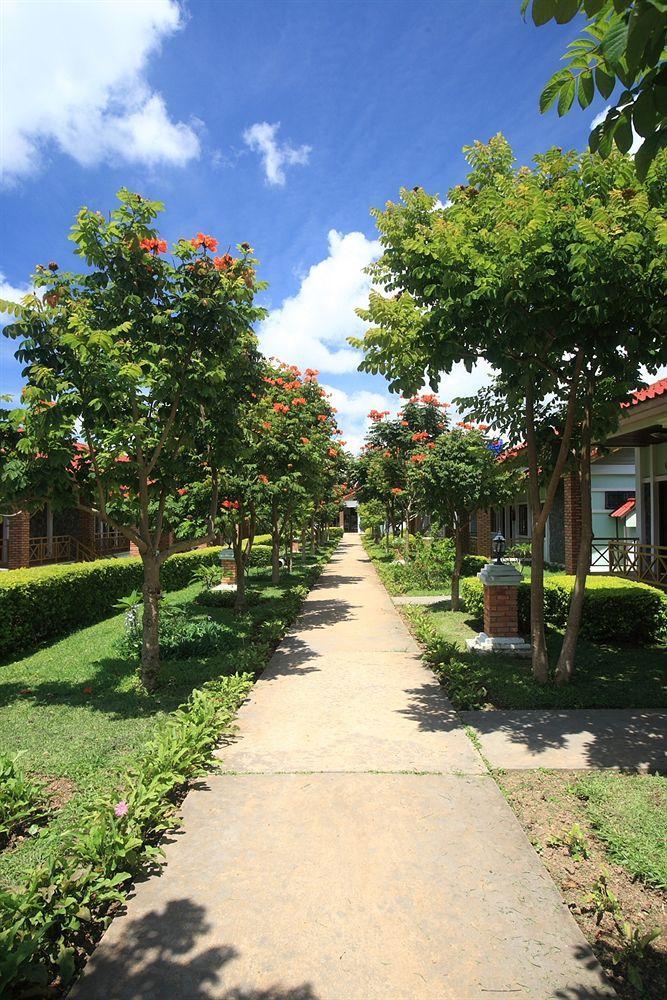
[492,532,506,564]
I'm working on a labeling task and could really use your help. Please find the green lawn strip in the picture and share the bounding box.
[402,606,667,710]
[0,558,325,888]
[0,545,337,994]
[572,772,667,889]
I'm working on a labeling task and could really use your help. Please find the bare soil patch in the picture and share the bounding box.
[502,769,666,999]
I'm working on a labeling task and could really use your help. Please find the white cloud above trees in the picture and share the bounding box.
[1,0,199,183]
[258,229,381,373]
[242,122,311,186]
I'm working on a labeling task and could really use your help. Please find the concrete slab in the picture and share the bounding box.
[75,538,614,999]
[76,773,612,1000]
[462,709,667,772]
[392,595,451,607]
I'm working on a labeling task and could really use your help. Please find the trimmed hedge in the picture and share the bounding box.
[460,574,667,646]
[461,554,487,577]
[0,547,222,661]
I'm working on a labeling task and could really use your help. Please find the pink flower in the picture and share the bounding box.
[114,800,129,818]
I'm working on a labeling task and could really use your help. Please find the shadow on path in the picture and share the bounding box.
[464,710,667,772]
[78,898,319,1000]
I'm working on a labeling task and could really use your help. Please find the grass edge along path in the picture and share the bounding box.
[0,540,338,997]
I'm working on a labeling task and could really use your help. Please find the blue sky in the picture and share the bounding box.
[0,0,619,451]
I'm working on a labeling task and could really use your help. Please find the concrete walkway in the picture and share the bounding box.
[77,537,612,999]
[461,709,667,772]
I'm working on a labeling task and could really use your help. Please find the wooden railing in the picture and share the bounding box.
[591,538,667,588]
[94,529,128,556]
[28,535,98,566]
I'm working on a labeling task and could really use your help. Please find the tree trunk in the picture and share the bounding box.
[301,524,308,565]
[451,517,464,612]
[271,501,281,585]
[529,520,549,684]
[404,506,411,558]
[384,506,390,552]
[555,381,594,685]
[525,386,549,684]
[233,515,247,613]
[141,555,161,692]
[310,514,317,554]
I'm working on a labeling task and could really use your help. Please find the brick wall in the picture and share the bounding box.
[476,508,492,559]
[7,511,31,569]
[483,584,519,638]
[563,472,581,575]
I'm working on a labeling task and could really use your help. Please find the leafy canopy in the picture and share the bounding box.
[522,0,667,179]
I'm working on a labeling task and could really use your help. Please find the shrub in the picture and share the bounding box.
[0,755,47,849]
[246,544,272,568]
[461,554,487,577]
[116,606,232,660]
[460,575,667,645]
[0,546,222,661]
[195,588,262,608]
[0,674,252,995]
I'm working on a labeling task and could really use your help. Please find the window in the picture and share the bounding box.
[604,490,634,511]
[518,503,528,536]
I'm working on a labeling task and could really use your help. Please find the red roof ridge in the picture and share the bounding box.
[621,377,667,409]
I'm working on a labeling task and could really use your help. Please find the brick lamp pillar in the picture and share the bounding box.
[7,511,31,569]
[564,472,581,575]
[476,508,492,559]
[219,546,237,586]
[466,562,531,657]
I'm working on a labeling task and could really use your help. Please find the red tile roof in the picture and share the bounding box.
[610,498,636,519]
[622,377,667,409]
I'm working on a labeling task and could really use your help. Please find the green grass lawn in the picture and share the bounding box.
[573,772,667,888]
[0,561,316,887]
[409,606,667,710]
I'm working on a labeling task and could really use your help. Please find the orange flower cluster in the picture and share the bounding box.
[411,431,430,442]
[191,232,219,251]
[456,421,476,430]
[259,474,269,484]
[273,403,290,414]
[140,238,167,254]
[301,437,310,445]
[291,397,307,406]
[222,499,240,510]
[400,420,409,427]
[213,253,234,271]
[262,421,272,430]
[410,453,427,463]
[317,414,328,422]
[327,447,338,457]
[391,487,404,495]
[368,408,390,421]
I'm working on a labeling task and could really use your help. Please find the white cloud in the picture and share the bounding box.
[590,106,642,155]
[258,229,381,373]
[321,384,402,455]
[1,0,199,183]
[243,122,311,186]
[0,272,32,323]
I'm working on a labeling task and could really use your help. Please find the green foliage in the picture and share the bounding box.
[574,772,667,887]
[402,606,666,709]
[0,547,222,660]
[195,587,262,608]
[523,0,667,178]
[0,755,47,849]
[115,605,232,660]
[246,543,273,567]
[564,821,590,859]
[189,564,220,591]
[0,675,252,995]
[460,573,667,644]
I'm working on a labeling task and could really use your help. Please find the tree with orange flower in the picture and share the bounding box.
[0,189,264,691]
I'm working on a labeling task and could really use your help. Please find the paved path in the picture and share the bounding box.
[77,537,612,999]
[462,709,667,772]
[392,594,451,606]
